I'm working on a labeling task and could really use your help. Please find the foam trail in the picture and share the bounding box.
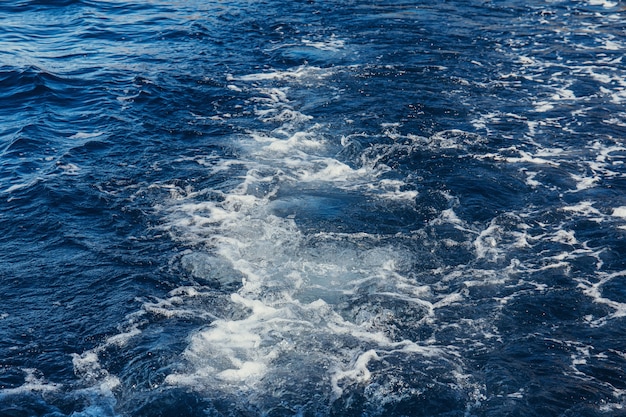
[157,65,469,411]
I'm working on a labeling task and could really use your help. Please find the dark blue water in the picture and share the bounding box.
[2,1,626,416]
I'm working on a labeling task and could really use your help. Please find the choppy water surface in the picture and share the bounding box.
[1,1,626,416]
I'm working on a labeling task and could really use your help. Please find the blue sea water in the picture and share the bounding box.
[2,0,626,416]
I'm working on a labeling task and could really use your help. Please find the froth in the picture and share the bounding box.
[576,271,626,325]
[588,0,618,8]
[0,368,61,397]
[155,64,474,409]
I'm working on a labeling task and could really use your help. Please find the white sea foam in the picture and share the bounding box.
[56,162,80,175]
[551,229,578,245]
[302,35,345,51]
[153,63,475,406]
[577,271,626,325]
[330,349,379,398]
[533,101,555,112]
[480,147,560,167]
[474,222,502,261]
[73,16,626,406]
[93,52,625,412]
[612,207,626,219]
[72,352,120,391]
[588,0,618,8]
[562,201,604,221]
[4,178,41,194]
[570,172,599,191]
[234,65,331,82]
[68,131,104,140]
[0,368,61,397]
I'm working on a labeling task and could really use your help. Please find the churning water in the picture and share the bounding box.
[2,1,626,416]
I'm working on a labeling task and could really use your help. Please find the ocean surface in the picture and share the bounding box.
[2,1,626,416]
